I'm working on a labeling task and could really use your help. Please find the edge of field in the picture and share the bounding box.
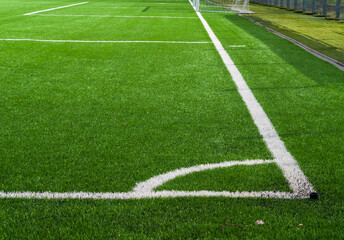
[243,3,344,64]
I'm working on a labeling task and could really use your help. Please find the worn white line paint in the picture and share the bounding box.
[36,14,198,19]
[194,7,315,197]
[23,2,88,15]
[0,39,211,44]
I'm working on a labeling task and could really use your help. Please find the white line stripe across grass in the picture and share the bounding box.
[192,3,315,198]
[23,2,88,15]
[0,39,212,44]
[0,190,303,199]
[36,14,198,19]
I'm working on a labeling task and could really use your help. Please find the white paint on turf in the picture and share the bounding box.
[0,159,307,199]
[35,14,198,19]
[0,190,305,199]
[0,39,212,44]
[192,3,314,198]
[23,2,88,15]
[133,159,274,193]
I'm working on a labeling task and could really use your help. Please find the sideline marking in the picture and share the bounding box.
[0,39,211,44]
[191,1,314,198]
[0,190,301,199]
[35,14,198,19]
[23,2,88,15]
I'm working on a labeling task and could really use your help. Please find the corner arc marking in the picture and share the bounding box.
[133,159,274,193]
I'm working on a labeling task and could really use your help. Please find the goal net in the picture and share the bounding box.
[192,0,253,13]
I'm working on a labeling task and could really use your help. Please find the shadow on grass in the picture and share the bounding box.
[224,15,344,85]
[248,16,344,61]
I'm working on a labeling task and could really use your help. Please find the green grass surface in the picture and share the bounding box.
[247,3,344,63]
[1,41,271,192]
[1,0,344,238]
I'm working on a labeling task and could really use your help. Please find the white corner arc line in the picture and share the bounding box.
[0,39,211,44]
[133,159,274,193]
[23,2,88,16]
[192,3,314,197]
[35,14,198,19]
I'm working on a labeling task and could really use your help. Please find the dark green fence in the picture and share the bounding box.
[251,0,343,19]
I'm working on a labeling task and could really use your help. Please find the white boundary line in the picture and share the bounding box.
[1,160,305,199]
[23,2,88,16]
[0,191,303,200]
[191,2,315,198]
[0,39,212,44]
[0,0,315,200]
[133,160,274,193]
[35,14,198,19]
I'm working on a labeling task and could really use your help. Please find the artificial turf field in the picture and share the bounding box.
[0,0,344,238]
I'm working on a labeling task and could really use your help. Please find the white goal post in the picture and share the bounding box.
[192,0,254,13]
